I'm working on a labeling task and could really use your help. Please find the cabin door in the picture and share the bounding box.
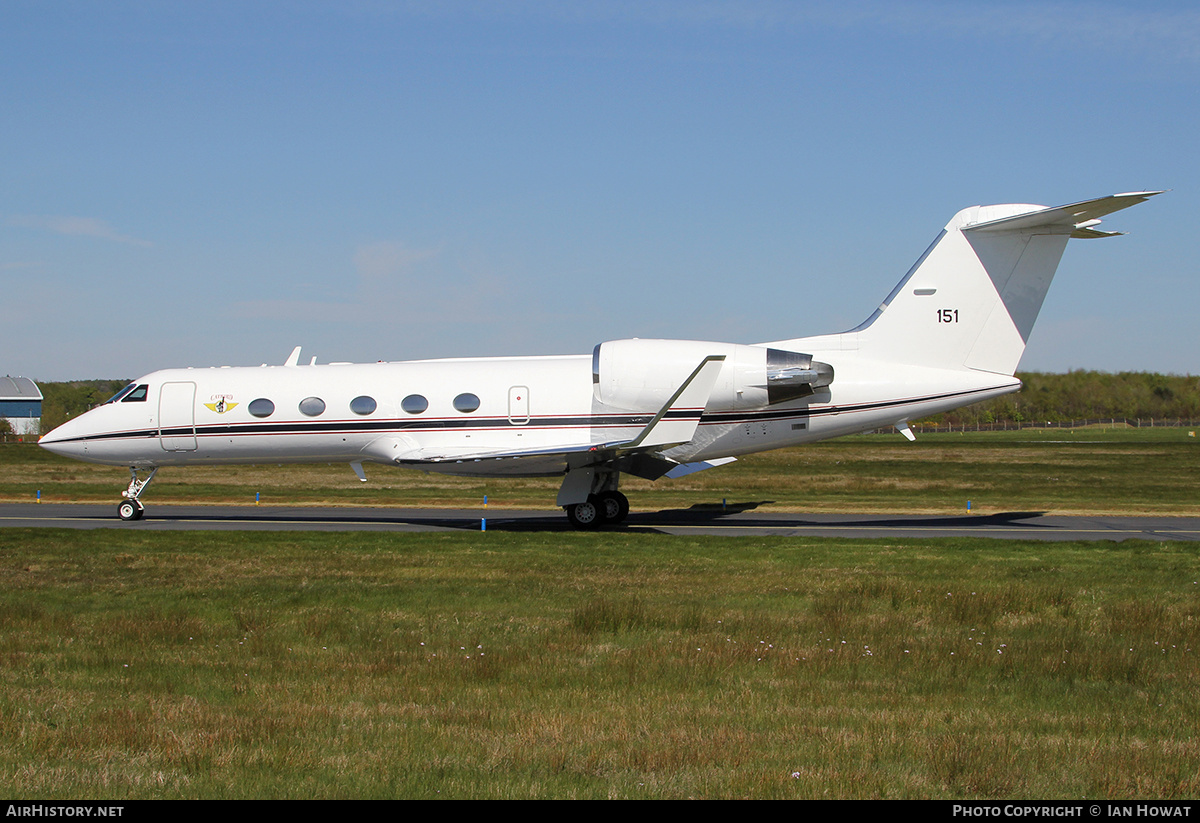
[159,381,198,451]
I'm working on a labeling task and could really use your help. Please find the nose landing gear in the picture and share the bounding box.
[118,467,158,521]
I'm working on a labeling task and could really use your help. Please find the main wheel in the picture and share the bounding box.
[565,497,603,529]
[117,499,144,521]
[597,490,629,524]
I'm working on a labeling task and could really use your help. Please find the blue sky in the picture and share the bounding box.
[2,1,1196,380]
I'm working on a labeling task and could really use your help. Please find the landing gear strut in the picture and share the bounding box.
[118,467,158,521]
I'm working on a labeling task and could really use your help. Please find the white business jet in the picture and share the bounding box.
[40,192,1160,527]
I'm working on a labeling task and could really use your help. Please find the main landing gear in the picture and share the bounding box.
[117,467,158,521]
[564,490,630,529]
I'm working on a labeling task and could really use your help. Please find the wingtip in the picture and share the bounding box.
[1113,190,1167,199]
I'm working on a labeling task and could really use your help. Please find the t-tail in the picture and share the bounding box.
[850,192,1162,376]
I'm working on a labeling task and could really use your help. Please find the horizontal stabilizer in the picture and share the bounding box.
[964,191,1163,236]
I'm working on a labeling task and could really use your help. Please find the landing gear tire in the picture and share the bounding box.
[597,490,629,525]
[117,499,145,521]
[565,496,604,529]
[565,491,629,529]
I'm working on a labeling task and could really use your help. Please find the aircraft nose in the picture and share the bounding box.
[38,417,89,458]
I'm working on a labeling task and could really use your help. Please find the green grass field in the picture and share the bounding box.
[1,529,1197,799]
[1,429,1198,798]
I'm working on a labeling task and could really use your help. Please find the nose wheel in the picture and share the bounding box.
[118,467,158,521]
[117,499,145,521]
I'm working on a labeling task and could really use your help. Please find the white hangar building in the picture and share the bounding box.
[0,377,43,435]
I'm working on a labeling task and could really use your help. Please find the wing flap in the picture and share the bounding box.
[663,456,737,479]
[395,440,602,477]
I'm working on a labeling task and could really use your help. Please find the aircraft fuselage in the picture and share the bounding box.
[40,342,1019,473]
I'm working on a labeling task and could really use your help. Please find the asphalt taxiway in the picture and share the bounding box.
[2,503,1198,541]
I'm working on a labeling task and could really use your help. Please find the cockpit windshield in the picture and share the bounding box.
[104,384,138,404]
[104,383,149,404]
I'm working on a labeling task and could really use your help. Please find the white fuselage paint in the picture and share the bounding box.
[39,341,1019,474]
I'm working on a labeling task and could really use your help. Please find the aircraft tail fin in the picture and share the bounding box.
[852,192,1161,376]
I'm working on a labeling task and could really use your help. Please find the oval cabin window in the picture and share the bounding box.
[453,393,480,413]
[349,395,377,415]
[401,394,428,414]
[248,398,275,418]
[298,397,326,417]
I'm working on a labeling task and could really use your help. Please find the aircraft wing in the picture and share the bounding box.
[395,441,613,477]
[393,355,728,479]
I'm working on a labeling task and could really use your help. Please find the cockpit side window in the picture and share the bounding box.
[120,385,149,403]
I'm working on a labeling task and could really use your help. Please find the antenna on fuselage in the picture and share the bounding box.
[284,346,302,367]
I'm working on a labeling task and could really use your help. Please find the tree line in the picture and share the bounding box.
[930,371,1200,426]
[33,379,130,434]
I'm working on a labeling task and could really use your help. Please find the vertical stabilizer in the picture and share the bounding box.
[854,192,1160,376]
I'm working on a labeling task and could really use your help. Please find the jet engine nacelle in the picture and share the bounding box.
[592,338,833,412]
